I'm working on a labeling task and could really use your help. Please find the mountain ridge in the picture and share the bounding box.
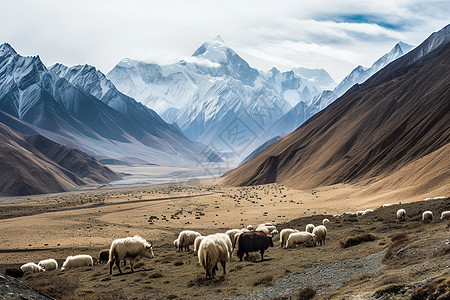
[223,25,450,195]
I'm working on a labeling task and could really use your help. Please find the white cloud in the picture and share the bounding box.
[0,0,448,82]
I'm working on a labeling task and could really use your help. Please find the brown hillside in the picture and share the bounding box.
[0,121,120,196]
[224,31,450,193]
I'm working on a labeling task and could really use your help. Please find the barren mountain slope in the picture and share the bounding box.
[224,28,450,193]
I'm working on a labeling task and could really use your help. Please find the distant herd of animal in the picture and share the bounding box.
[5,200,449,279]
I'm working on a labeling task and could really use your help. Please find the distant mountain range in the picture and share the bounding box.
[224,25,450,196]
[107,36,414,160]
[0,44,218,165]
[107,36,337,158]
[0,116,120,196]
[333,42,414,97]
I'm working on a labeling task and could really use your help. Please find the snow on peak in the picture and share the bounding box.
[214,34,225,43]
[396,41,414,54]
[0,43,18,57]
[192,35,235,63]
[117,58,138,68]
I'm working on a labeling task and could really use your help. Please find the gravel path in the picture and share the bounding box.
[0,275,54,300]
[233,250,385,299]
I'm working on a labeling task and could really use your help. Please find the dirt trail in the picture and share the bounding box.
[234,251,385,299]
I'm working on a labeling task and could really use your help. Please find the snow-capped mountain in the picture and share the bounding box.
[108,36,335,159]
[0,43,217,165]
[291,67,335,91]
[260,90,338,143]
[333,42,414,97]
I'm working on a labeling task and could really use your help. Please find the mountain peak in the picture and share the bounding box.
[396,41,414,53]
[214,34,225,43]
[192,35,235,63]
[0,42,18,56]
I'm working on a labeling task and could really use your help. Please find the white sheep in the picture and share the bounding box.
[433,196,445,200]
[305,224,315,233]
[441,211,450,219]
[177,230,201,252]
[20,262,44,273]
[285,231,316,248]
[256,224,276,234]
[313,225,327,246]
[279,229,298,248]
[422,211,433,222]
[271,229,279,235]
[362,209,374,215]
[225,229,243,248]
[198,233,231,279]
[247,225,254,231]
[322,219,330,226]
[38,259,58,271]
[194,235,205,252]
[108,235,154,274]
[61,254,93,271]
[396,209,406,220]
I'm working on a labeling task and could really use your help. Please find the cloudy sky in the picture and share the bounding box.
[1,0,449,82]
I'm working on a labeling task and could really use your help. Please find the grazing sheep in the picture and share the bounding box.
[305,224,315,233]
[422,211,433,222]
[20,262,44,273]
[177,230,201,252]
[285,232,316,248]
[322,219,330,226]
[247,225,253,231]
[441,211,450,220]
[279,229,298,248]
[62,255,93,271]
[433,196,445,200]
[313,225,327,246]
[231,232,245,252]
[98,249,110,264]
[362,209,374,215]
[5,267,24,278]
[256,224,277,234]
[194,235,205,252]
[236,231,273,261]
[38,259,58,271]
[397,209,406,220]
[108,235,154,274]
[198,234,231,279]
[225,229,243,248]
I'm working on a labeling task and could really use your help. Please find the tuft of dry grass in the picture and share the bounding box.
[297,287,316,300]
[352,273,374,281]
[410,276,450,300]
[149,272,163,278]
[383,234,410,263]
[252,275,274,286]
[340,233,377,248]
[374,283,404,298]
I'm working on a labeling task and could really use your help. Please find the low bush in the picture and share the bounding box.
[297,287,316,300]
[340,233,377,248]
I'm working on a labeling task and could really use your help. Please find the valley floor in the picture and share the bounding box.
[0,181,448,299]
